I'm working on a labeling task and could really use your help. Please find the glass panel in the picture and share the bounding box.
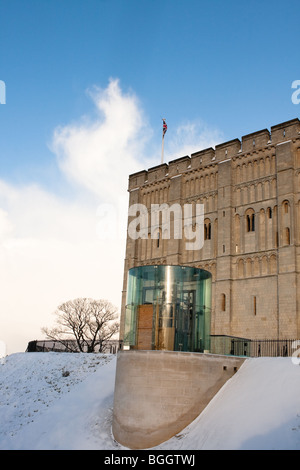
[124,265,212,352]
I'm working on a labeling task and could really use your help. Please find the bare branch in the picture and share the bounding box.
[42,298,119,353]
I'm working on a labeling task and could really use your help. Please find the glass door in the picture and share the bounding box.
[174,290,195,351]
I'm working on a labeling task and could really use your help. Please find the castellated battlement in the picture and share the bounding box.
[128,117,300,190]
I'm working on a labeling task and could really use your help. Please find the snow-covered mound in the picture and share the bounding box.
[0,353,299,450]
[0,352,120,450]
[158,357,300,450]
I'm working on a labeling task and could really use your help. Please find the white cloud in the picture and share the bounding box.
[52,79,223,202]
[165,120,224,160]
[52,78,150,204]
[0,79,223,354]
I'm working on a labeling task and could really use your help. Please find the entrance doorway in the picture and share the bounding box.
[137,305,153,350]
[174,290,195,352]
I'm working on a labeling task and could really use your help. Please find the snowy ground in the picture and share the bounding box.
[0,352,299,450]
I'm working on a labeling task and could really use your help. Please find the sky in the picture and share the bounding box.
[0,0,299,354]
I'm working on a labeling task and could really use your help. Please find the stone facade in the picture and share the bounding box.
[121,118,300,342]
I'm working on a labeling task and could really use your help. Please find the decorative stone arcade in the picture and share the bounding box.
[123,265,212,353]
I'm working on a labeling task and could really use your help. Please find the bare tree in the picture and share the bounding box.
[42,298,119,353]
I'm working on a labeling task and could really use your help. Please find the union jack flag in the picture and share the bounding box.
[162,119,167,137]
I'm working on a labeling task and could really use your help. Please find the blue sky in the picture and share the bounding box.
[1,0,299,182]
[0,0,299,353]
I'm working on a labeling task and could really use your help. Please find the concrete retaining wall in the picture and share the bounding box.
[112,350,246,449]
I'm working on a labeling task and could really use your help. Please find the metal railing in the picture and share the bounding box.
[210,335,299,357]
[26,339,121,354]
[248,339,298,357]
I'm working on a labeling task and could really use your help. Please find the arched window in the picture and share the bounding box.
[283,200,289,214]
[267,207,272,219]
[246,209,255,232]
[204,219,211,240]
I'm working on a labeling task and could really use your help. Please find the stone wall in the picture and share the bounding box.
[112,350,245,449]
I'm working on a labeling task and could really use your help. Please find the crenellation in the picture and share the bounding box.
[191,147,215,168]
[241,128,270,153]
[168,155,191,177]
[128,169,148,190]
[147,163,168,183]
[215,138,241,161]
[270,118,300,144]
[129,119,300,187]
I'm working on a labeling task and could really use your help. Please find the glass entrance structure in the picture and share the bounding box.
[123,265,212,353]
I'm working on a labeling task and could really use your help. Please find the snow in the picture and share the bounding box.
[0,352,120,450]
[0,352,300,450]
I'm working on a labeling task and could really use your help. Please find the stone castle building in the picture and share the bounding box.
[120,117,300,351]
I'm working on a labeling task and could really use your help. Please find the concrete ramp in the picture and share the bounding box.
[112,350,245,449]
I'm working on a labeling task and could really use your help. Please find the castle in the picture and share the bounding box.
[112,117,300,449]
[120,117,300,347]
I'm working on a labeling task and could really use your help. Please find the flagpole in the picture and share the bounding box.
[161,118,167,164]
